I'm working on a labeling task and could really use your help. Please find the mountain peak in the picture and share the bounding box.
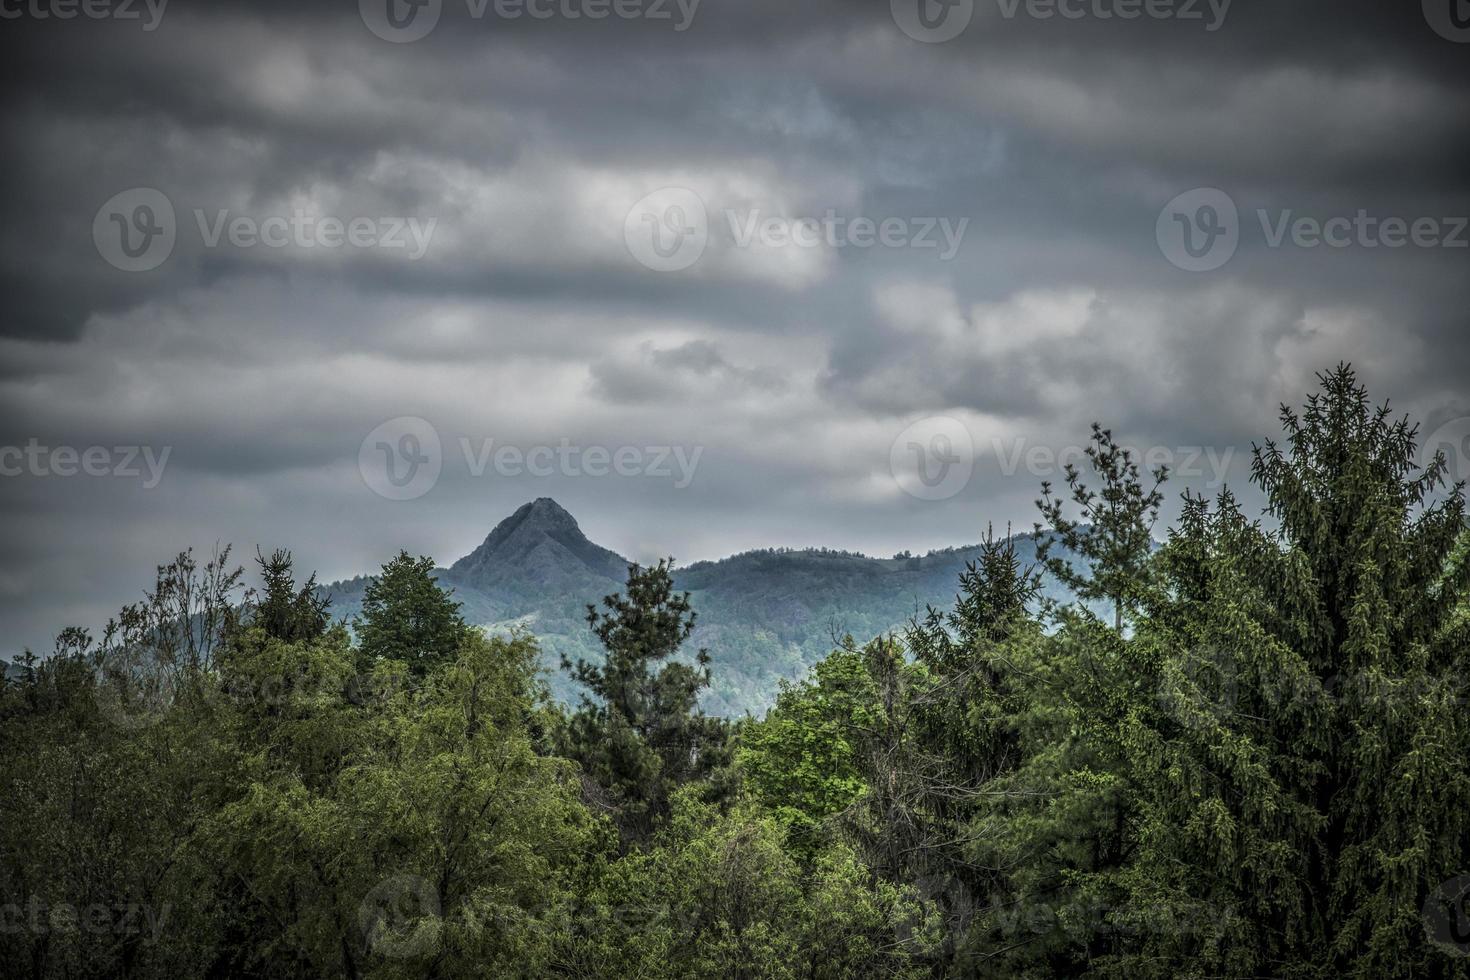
[521,496,576,524]
[465,498,581,557]
[447,498,627,589]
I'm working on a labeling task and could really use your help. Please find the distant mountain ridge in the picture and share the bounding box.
[322,498,1068,716]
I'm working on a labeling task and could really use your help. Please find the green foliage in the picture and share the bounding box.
[1108,366,1470,979]
[740,644,882,856]
[198,629,595,978]
[323,529,1076,718]
[241,547,333,644]
[562,559,733,845]
[1036,422,1167,631]
[353,551,470,676]
[550,789,933,979]
[3,366,1467,978]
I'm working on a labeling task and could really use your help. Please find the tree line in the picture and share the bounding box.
[2,366,1468,978]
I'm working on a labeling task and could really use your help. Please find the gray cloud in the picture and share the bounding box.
[0,0,1465,654]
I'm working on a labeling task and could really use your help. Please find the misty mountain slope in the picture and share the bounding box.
[322,498,1074,716]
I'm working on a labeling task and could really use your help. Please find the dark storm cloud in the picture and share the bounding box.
[0,0,1466,653]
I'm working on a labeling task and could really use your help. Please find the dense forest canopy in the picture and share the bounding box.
[3,367,1468,978]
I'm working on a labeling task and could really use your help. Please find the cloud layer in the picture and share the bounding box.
[0,0,1466,652]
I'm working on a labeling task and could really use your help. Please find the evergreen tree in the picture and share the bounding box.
[5,367,1467,979]
[1036,423,1167,631]
[1117,365,1470,978]
[353,551,469,677]
[563,560,732,846]
[949,433,1171,976]
[241,547,333,644]
[903,529,1045,963]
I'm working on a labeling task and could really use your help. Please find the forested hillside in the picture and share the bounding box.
[322,498,1073,715]
[4,368,1468,978]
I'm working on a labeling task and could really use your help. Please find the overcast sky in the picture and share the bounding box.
[1,0,1467,653]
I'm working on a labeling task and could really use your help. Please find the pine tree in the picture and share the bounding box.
[953,456,1164,976]
[1036,423,1167,632]
[239,547,332,644]
[1117,365,1470,978]
[353,551,469,676]
[562,559,732,846]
